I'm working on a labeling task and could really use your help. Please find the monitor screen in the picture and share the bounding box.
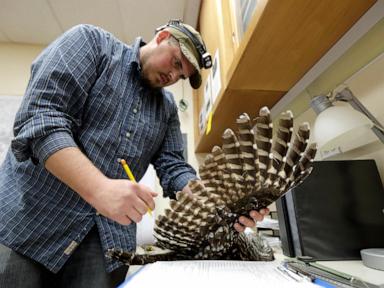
[277,160,384,260]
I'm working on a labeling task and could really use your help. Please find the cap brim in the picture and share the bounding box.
[178,40,201,89]
[189,72,202,89]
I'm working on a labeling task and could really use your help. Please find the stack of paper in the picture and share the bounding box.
[257,217,279,230]
[118,260,319,288]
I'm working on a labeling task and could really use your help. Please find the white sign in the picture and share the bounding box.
[0,95,23,164]
[211,50,222,105]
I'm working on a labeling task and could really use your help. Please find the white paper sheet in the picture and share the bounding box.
[119,260,319,288]
[0,95,22,163]
[136,165,157,245]
[211,50,221,105]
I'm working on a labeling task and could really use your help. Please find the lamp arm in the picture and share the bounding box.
[335,88,384,144]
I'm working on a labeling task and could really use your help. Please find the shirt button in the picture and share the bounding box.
[133,108,138,114]
[126,132,131,138]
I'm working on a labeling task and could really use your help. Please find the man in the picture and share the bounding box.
[0,21,268,287]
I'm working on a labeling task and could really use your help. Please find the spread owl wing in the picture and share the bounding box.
[154,107,317,253]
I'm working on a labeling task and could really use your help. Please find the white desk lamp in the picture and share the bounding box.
[310,87,384,270]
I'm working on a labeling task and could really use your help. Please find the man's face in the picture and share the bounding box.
[141,34,196,88]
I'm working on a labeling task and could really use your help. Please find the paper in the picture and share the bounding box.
[0,95,22,163]
[203,72,212,108]
[136,165,157,245]
[198,107,206,133]
[257,217,279,230]
[211,50,221,104]
[119,260,319,288]
[199,74,213,135]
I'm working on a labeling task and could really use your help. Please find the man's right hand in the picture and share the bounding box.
[92,179,157,225]
[45,147,157,226]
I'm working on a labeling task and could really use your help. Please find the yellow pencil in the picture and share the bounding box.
[119,159,153,216]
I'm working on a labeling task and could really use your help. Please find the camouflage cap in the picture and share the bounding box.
[163,23,204,89]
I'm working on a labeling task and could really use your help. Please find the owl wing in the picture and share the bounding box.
[154,107,317,255]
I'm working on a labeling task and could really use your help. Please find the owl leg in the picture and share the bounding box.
[106,247,178,266]
[236,233,274,261]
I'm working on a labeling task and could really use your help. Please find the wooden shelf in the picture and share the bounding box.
[194,0,376,153]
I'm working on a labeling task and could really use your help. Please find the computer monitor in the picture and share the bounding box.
[276,160,384,260]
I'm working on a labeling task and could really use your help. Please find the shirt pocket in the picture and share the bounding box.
[143,118,167,156]
[83,74,120,129]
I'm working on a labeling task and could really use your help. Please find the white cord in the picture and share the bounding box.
[349,276,371,288]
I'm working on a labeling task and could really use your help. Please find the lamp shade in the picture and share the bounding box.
[313,105,372,152]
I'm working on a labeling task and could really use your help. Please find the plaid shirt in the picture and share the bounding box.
[0,24,196,273]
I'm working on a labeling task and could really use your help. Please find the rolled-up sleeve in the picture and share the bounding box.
[11,25,102,163]
[151,100,198,197]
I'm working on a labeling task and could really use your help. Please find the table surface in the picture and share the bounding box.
[317,260,384,286]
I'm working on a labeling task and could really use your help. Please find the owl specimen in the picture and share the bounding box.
[107,106,317,266]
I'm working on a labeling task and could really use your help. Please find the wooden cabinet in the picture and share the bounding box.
[193,0,376,153]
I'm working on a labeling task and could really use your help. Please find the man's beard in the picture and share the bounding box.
[139,68,164,90]
[139,70,156,89]
[139,71,151,87]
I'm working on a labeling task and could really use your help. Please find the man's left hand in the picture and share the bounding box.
[234,208,270,233]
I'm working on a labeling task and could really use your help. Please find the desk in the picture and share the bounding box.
[124,252,384,288]
[273,244,384,287]
[317,260,384,287]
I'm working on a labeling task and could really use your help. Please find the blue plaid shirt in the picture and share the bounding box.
[0,24,196,273]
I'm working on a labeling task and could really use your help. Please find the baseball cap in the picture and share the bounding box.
[157,21,207,89]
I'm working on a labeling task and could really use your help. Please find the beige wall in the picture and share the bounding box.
[0,43,44,96]
[281,17,384,184]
